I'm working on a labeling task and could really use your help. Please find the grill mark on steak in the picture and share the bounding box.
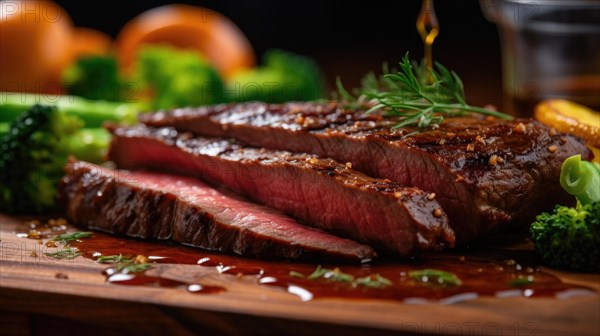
[140,102,592,242]
[59,160,377,260]
[107,125,455,255]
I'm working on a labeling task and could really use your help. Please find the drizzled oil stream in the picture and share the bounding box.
[57,230,597,303]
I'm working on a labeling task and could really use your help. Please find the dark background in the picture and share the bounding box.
[56,0,504,106]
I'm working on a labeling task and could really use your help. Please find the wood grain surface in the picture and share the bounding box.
[1,214,599,336]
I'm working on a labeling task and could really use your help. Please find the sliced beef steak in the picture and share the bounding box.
[59,161,376,260]
[141,102,592,241]
[107,125,454,256]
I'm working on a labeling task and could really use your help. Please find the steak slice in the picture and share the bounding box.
[59,160,376,260]
[140,102,592,242]
[107,125,455,256]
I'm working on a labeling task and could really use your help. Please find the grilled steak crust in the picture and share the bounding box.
[59,161,376,260]
[107,125,455,256]
[141,102,592,241]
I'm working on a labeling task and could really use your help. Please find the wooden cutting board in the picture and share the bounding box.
[1,214,598,336]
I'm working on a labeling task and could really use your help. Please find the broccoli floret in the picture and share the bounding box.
[530,202,600,272]
[530,155,600,272]
[226,49,324,103]
[136,45,224,109]
[0,104,109,213]
[62,55,125,102]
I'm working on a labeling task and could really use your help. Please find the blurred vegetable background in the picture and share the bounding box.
[0,1,324,108]
[0,0,327,213]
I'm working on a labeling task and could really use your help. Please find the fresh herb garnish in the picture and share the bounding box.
[289,271,305,279]
[116,262,153,273]
[510,276,535,287]
[97,254,131,264]
[308,265,354,282]
[98,254,153,273]
[293,266,393,289]
[355,274,393,289]
[408,269,462,286]
[53,231,93,243]
[337,53,512,130]
[45,248,81,260]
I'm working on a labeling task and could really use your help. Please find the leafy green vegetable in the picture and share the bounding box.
[336,53,512,130]
[62,55,126,102]
[227,49,324,103]
[560,155,600,206]
[0,92,140,127]
[53,231,93,243]
[136,45,224,109]
[530,202,599,272]
[408,269,462,286]
[0,105,112,213]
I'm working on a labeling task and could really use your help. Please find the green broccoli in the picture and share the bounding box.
[530,155,600,272]
[0,105,110,213]
[62,55,125,102]
[226,49,324,103]
[136,45,224,110]
[0,122,8,137]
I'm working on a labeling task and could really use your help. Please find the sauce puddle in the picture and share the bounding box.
[68,232,596,303]
[20,220,597,303]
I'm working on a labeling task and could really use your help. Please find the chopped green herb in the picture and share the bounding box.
[45,248,81,260]
[308,265,354,283]
[53,231,93,243]
[510,276,535,287]
[116,262,153,273]
[307,265,327,280]
[355,274,393,289]
[296,266,393,289]
[289,271,305,279]
[97,254,131,264]
[409,269,462,286]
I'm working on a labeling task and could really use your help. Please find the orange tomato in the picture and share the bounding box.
[71,27,112,58]
[0,1,73,93]
[116,5,256,79]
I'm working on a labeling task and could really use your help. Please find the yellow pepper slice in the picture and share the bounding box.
[534,99,600,162]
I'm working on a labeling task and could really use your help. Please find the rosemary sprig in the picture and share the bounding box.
[337,52,512,130]
[53,231,93,243]
[116,262,153,273]
[408,269,462,286]
[97,254,153,273]
[45,248,81,260]
[97,254,131,264]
